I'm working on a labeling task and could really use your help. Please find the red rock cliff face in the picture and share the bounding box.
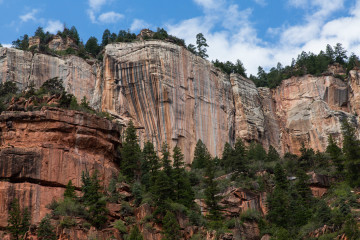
[0,108,121,227]
[271,75,355,155]
[1,43,360,161]
[102,41,235,163]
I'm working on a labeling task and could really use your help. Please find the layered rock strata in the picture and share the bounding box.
[102,41,235,163]
[0,107,121,227]
[0,47,102,108]
[1,43,360,161]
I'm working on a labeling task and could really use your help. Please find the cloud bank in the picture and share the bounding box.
[168,0,360,75]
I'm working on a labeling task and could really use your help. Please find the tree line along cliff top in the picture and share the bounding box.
[3,25,359,89]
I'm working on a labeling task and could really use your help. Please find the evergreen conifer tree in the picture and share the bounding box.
[128,225,144,240]
[162,211,181,240]
[172,145,194,207]
[64,180,76,199]
[121,120,142,181]
[267,145,280,162]
[196,33,209,58]
[192,140,208,169]
[141,141,160,190]
[204,158,222,221]
[326,135,343,174]
[81,170,108,229]
[161,142,172,178]
[37,215,56,240]
[341,119,360,187]
[233,138,247,173]
[221,142,234,169]
[7,198,30,240]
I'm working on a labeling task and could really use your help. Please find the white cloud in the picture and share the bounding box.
[19,9,39,22]
[193,0,224,9]
[1,44,12,48]
[254,0,267,6]
[130,19,151,32]
[89,0,107,9]
[98,11,124,23]
[44,20,64,34]
[168,0,359,75]
[87,0,124,24]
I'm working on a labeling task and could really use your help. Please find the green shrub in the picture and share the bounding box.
[114,220,127,234]
[120,202,134,216]
[53,198,87,217]
[37,215,56,240]
[60,216,76,228]
[240,209,262,222]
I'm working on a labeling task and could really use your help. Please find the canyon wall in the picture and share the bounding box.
[0,47,102,108]
[1,43,359,162]
[0,107,121,227]
[101,41,235,163]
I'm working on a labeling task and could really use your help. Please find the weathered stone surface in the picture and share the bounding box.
[3,43,360,161]
[219,187,267,217]
[0,108,121,227]
[0,47,100,107]
[102,41,235,163]
[230,74,265,144]
[271,75,352,154]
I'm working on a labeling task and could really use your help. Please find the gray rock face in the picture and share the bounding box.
[0,47,101,108]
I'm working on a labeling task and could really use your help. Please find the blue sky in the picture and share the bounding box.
[1,0,360,74]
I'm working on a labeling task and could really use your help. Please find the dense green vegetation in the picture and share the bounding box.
[249,43,360,88]
[5,107,360,239]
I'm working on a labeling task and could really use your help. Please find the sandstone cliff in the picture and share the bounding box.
[1,43,359,162]
[0,107,121,227]
[0,47,102,108]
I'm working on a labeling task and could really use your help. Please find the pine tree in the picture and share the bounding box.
[204,158,222,221]
[192,140,208,169]
[152,171,172,215]
[341,119,360,187]
[161,142,172,178]
[334,43,348,64]
[172,146,194,207]
[162,211,181,240]
[221,142,234,169]
[128,225,144,240]
[141,141,160,191]
[233,138,247,173]
[326,135,343,174]
[64,180,76,199]
[267,145,280,162]
[298,143,315,171]
[7,198,31,240]
[37,215,56,240]
[101,29,111,46]
[267,164,290,228]
[121,120,142,181]
[81,170,108,229]
[196,33,209,58]
[85,36,100,56]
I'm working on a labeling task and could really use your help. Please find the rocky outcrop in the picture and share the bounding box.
[102,41,235,163]
[1,43,360,161]
[219,187,267,217]
[271,75,353,155]
[0,47,101,108]
[0,107,121,227]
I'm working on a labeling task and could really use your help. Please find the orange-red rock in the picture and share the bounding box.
[0,107,121,227]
